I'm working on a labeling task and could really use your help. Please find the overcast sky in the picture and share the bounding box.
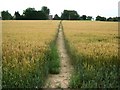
[0,0,119,18]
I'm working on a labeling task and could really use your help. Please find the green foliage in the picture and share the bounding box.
[1,8,119,21]
[14,11,21,20]
[1,11,13,20]
[107,17,118,21]
[41,6,50,15]
[61,10,80,20]
[23,8,47,20]
[47,42,60,74]
[53,14,61,20]
[47,26,60,74]
[80,15,87,20]
[69,72,82,88]
[96,15,106,21]
[13,6,50,20]
[86,16,93,20]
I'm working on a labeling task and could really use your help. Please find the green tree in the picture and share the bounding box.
[87,16,92,20]
[53,14,61,20]
[96,15,106,21]
[41,6,50,19]
[61,10,69,20]
[61,10,79,20]
[112,17,118,21]
[23,8,36,19]
[23,8,36,13]
[1,11,13,20]
[23,7,47,20]
[37,11,47,20]
[107,17,113,21]
[81,15,87,20]
[14,11,21,20]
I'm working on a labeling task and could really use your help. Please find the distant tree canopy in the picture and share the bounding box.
[61,10,80,20]
[96,16,106,21]
[41,6,50,20]
[14,11,21,20]
[1,7,119,21]
[12,6,50,20]
[107,17,118,21]
[86,16,92,20]
[96,16,118,21]
[23,8,47,20]
[41,6,50,15]
[53,14,61,20]
[1,11,13,20]
[80,15,87,20]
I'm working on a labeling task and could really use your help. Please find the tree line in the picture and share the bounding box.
[1,6,119,21]
[1,6,50,20]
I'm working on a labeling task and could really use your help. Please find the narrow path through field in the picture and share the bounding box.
[44,21,73,88]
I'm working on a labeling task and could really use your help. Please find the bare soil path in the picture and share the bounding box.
[44,22,73,88]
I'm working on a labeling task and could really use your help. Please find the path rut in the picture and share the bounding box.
[44,22,73,88]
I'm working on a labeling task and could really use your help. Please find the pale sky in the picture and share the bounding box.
[0,0,119,18]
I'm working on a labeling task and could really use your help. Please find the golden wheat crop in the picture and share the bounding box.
[63,21,118,58]
[2,20,59,88]
[63,21,119,88]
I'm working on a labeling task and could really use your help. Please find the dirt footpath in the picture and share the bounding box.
[44,22,73,88]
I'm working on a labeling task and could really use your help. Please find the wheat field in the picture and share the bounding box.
[2,20,59,88]
[63,21,119,88]
[1,20,119,88]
